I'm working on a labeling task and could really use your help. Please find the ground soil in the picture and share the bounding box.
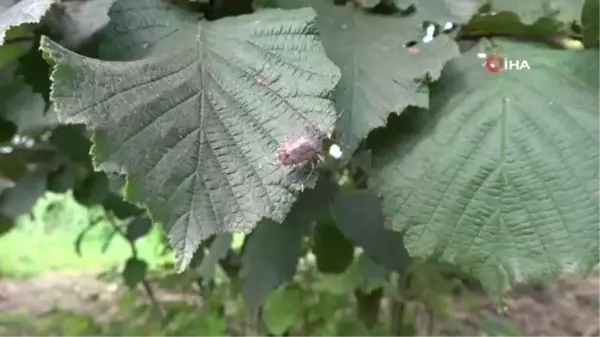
[0,270,598,336]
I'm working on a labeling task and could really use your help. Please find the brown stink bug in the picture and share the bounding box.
[275,126,326,167]
[270,126,330,191]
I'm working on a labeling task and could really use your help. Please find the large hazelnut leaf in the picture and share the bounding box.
[41,6,341,269]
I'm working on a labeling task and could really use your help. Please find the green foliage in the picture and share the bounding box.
[0,0,598,335]
[122,257,148,289]
[263,285,304,335]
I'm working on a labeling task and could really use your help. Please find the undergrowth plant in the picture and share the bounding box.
[0,0,598,335]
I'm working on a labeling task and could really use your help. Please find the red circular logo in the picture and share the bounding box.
[485,55,503,73]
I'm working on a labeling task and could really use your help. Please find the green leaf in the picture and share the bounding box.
[462,13,570,39]
[0,25,33,70]
[312,215,354,274]
[271,0,460,152]
[358,253,389,293]
[122,257,148,289]
[125,216,153,242]
[47,164,77,193]
[354,287,383,329]
[185,311,228,336]
[376,0,484,23]
[486,0,585,25]
[0,0,56,45]
[354,0,380,9]
[197,233,233,285]
[476,314,521,336]
[73,171,109,206]
[263,285,304,336]
[103,193,144,220]
[0,117,16,142]
[582,0,599,47]
[241,179,337,318]
[335,317,369,336]
[43,0,115,50]
[314,259,364,295]
[0,77,54,134]
[0,170,47,218]
[371,39,599,293]
[49,124,92,163]
[332,190,410,272]
[242,218,309,319]
[41,6,341,270]
[96,0,199,61]
[17,35,51,108]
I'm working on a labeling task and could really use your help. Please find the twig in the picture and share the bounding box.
[389,273,412,335]
[105,210,166,319]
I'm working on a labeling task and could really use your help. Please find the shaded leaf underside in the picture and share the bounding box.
[371,39,599,293]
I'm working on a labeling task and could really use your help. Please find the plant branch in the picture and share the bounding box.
[389,273,412,335]
[105,211,166,319]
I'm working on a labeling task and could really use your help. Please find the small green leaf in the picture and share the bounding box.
[197,233,233,285]
[476,314,522,336]
[17,35,51,108]
[0,170,46,218]
[582,0,599,47]
[359,253,388,293]
[241,179,337,318]
[241,219,310,319]
[332,190,410,273]
[102,193,144,220]
[354,287,383,329]
[312,216,354,274]
[0,25,33,70]
[47,164,77,193]
[73,171,109,206]
[354,0,380,9]
[186,311,228,336]
[49,124,92,163]
[0,118,16,143]
[314,260,364,295]
[125,216,153,242]
[0,0,56,45]
[486,0,585,25]
[263,285,304,336]
[122,257,148,289]
[335,316,369,336]
[462,12,569,39]
[0,77,52,134]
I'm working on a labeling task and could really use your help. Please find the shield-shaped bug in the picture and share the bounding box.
[276,126,325,167]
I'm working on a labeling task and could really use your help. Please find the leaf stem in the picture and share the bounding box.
[389,273,412,335]
[105,210,166,319]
